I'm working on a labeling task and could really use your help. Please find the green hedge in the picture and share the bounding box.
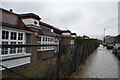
[75,37,100,48]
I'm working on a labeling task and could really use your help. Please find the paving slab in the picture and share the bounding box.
[72,45,119,78]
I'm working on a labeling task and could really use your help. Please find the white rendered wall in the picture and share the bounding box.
[62,33,71,36]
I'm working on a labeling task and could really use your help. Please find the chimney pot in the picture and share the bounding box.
[10,9,13,12]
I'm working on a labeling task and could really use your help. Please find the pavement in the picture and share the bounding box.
[72,45,119,78]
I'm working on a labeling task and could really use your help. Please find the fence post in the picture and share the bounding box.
[81,44,86,63]
[56,41,61,80]
[73,44,78,72]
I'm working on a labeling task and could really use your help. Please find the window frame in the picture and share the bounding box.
[1,29,26,55]
[2,30,9,39]
[2,42,8,55]
[18,33,23,40]
[37,35,55,51]
[10,31,17,40]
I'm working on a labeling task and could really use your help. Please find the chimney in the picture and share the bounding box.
[10,9,13,12]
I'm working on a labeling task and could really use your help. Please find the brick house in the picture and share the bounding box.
[19,13,42,62]
[0,8,77,70]
[38,21,57,60]
[39,21,61,45]
[104,35,115,43]
[61,30,74,45]
[0,8,31,70]
[114,35,120,44]
[71,33,77,44]
[20,13,58,62]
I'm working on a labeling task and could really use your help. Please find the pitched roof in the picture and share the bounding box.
[61,30,71,33]
[0,8,27,30]
[39,27,55,36]
[19,13,41,20]
[71,33,77,35]
[39,21,61,34]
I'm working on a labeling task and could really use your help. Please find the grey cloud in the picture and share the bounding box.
[1,2,118,39]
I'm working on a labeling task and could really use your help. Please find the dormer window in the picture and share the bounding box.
[62,32,71,36]
[61,30,71,36]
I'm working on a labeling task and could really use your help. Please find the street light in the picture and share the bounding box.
[104,29,106,43]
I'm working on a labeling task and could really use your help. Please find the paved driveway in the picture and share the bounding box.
[72,45,119,78]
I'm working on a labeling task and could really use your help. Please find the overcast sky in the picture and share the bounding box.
[1,0,119,40]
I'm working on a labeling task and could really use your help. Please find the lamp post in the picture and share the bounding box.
[104,29,106,43]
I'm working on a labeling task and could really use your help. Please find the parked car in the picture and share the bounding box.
[112,44,120,55]
[102,43,107,46]
[106,43,114,50]
[117,49,120,60]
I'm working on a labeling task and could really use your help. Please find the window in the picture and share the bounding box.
[43,37,45,41]
[46,37,47,41]
[2,30,9,39]
[11,32,16,40]
[50,38,52,42]
[52,38,54,42]
[18,33,23,40]
[37,36,55,51]
[1,29,26,55]
[48,38,49,42]
[38,37,41,41]
[2,42,8,55]
[10,42,16,54]
[18,42,23,53]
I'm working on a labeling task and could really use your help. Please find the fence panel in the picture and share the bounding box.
[0,43,99,79]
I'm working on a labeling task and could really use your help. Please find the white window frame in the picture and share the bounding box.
[10,31,17,40]
[18,33,23,40]
[0,29,26,56]
[2,30,9,39]
[1,42,8,55]
[37,35,55,51]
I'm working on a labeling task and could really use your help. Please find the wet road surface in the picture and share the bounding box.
[72,45,119,78]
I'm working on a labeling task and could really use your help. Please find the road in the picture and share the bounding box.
[72,45,119,78]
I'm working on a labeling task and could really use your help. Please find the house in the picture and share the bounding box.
[0,8,31,70]
[71,33,77,44]
[104,35,115,43]
[19,13,58,62]
[19,13,42,62]
[61,30,73,45]
[38,21,57,60]
[39,21,61,45]
[0,8,77,70]
[114,35,120,44]
[83,35,90,39]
